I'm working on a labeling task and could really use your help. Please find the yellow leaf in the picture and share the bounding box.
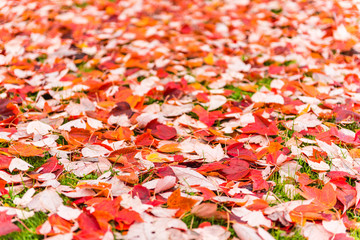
[146,153,166,162]
[204,52,214,65]
[299,104,310,115]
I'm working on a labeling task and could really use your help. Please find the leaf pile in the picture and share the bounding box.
[1,0,360,239]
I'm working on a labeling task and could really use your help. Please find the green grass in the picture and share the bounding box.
[269,229,305,240]
[58,172,99,188]
[340,122,360,132]
[0,142,10,148]
[264,60,276,66]
[19,104,39,113]
[296,158,320,180]
[0,212,48,240]
[76,61,94,73]
[144,97,164,106]
[138,169,155,184]
[281,60,296,66]
[75,1,88,8]
[35,54,47,63]
[20,153,51,172]
[268,172,304,203]
[277,123,294,141]
[55,134,68,145]
[346,210,360,239]
[256,77,273,89]
[351,230,360,239]
[224,85,253,101]
[271,8,283,14]
[186,111,199,120]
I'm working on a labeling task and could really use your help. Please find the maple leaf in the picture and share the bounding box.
[192,105,223,127]
[0,99,19,126]
[116,209,143,225]
[299,182,337,209]
[167,189,198,212]
[226,142,257,161]
[241,113,278,136]
[0,155,12,170]
[0,212,20,236]
[145,119,177,140]
[8,142,44,157]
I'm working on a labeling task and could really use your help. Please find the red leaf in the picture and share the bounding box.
[135,131,156,146]
[220,159,250,181]
[145,119,177,140]
[76,211,104,235]
[116,209,143,225]
[109,102,134,118]
[131,185,151,204]
[249,170,270,191]
[196,187,216,201]
[241,114,278,136]
[192,105,223,127]
[0,212,20,236]
[227,143,257,161]
[38,156,63,174]
[0,155,12,170]
[0,100,19,126]
[152,124,177,140]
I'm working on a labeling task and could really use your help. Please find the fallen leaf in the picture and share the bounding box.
[167,189,198,212]
[8,142,44,157]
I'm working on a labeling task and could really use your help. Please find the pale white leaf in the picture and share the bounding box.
[170,166,218,190]
[322,220,346,235]
[258,227,276,240]
[302,222,332,240]
[57,205,81,221]
[161,104,193,117]
[233,223,262,240]
[9,158,32,172]
[27,189,63,213]
[192,225,230,240]
[306,160,330,171]
[150,207,178,218]
[81,144,111,157]
[13,188,36,207]
[285,113,322,132]
[45,233,73,240]
[58,119,86,131]
[232,207,272,228]
[205,95,227,111]
[26,120,53,135]
[87,117,104,129]
[155,176,176,193]
[194,142,225,162]
[251,92,284,104]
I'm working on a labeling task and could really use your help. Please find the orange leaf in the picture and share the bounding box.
[167,189,197,212]
[267,141,282,154]
[289,204,335,225]
[157,143,181,153]
[300,183,337,209]
[48,214,73,234]
[8,142,44,157]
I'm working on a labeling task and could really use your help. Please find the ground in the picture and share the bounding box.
[1,0,360,239]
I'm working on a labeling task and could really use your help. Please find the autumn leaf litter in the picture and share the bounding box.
[1,0,360,239]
